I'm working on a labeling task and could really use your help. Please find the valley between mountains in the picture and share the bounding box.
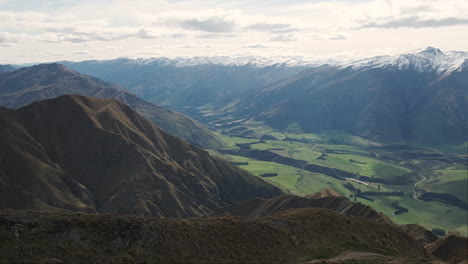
[0,47,466,263]
[62,47,467,234]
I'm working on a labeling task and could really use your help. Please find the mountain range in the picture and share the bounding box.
[0,48,466,263]
[0,95,281,216]
[0,64,223,149]
[60,47,468,146]
[61,57,308,114]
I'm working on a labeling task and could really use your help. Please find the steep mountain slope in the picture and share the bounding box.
[0,64,223,148]
[0,95,281,217]
[211,190,390,223]
[61,57,308,114]
[0,209,433,263]
[234,47,468,145]
[0,108,96,213]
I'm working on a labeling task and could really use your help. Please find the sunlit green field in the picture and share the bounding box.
[422,167,468,204]
[220,133,414,184]
[224,154,349,196]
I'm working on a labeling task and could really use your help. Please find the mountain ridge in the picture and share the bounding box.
[0,208,433,263]
[0,95,282,216]
[210,191,391,223]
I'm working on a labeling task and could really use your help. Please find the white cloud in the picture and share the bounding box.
[0,32,19,44]
[0,0,466,64]
[358,16,468,28]
[164,17,236,32]
[270,34,297,42]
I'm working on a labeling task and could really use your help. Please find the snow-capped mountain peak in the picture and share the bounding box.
[419,46,443,56]
[342,47,468,73]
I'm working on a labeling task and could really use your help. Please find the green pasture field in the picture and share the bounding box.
[215,124,467,235]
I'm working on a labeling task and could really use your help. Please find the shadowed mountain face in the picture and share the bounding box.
[0,64,224,149]
[0,95,281,217]
[234,56,468,145]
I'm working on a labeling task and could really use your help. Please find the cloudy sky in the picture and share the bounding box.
[1,0,467,64]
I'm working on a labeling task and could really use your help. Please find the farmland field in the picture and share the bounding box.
[215,124,468,235]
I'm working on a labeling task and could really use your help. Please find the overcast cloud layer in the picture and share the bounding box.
[0,0,467,63]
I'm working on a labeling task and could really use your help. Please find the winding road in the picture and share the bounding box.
[412,175,426,199]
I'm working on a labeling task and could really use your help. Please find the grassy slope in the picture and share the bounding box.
[223,154,349,196]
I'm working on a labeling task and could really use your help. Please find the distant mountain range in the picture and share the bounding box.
[0,64,224,149]
[59,47,468,146]
[0,95,281,216]
[60,58,308,113]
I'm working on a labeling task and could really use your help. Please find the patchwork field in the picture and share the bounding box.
[214,125,468,235]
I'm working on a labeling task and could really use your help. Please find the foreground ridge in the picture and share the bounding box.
[0,208,433,263]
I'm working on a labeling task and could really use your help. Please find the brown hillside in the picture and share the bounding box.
[211,191,390,223]
[426,233,468,264]
[306,188,341,199]
[0,63,224,148]
[400,224,439,246]
[0,209,433,263]
[0,95,281,217]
